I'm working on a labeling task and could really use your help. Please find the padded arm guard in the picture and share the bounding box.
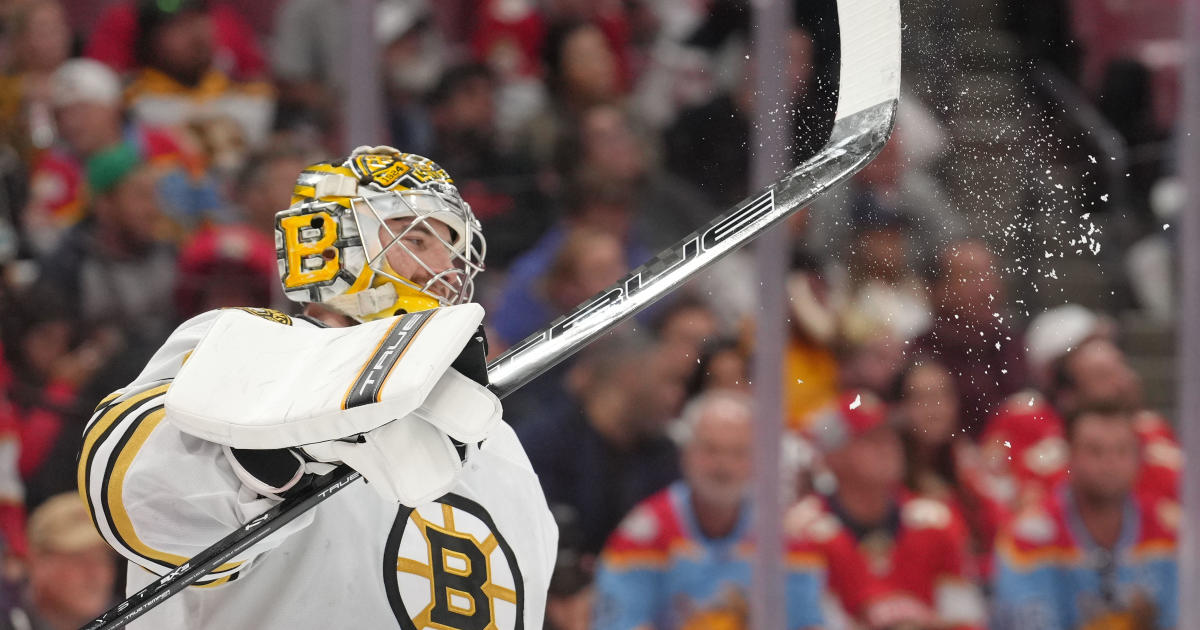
[168,305,502,505]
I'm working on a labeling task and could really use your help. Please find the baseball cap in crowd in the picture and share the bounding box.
[1025,304,1106,382]
[49,59,122,109]
[375,0,430,44]
[808,389,889,453]
[28,493,107,554]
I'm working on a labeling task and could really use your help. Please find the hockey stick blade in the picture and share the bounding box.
[84,0,897,626]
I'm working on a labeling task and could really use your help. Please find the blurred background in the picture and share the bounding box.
[0,0,1185,628]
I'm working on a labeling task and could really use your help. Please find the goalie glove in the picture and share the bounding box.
[223,364,499,505]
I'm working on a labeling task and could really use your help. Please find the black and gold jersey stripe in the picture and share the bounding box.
[78,381,243,587]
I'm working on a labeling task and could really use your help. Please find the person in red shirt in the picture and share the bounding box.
[979,391,1070,512]
[594,390,826,630]
[117,0,275,156]
[893,358,1008,578]
[1047,336,1181,501]
[24,58,199,255]
[790,389,986,629]
[0,346,26,559]
[1132,409,1180,500]
[991,403,1179,629]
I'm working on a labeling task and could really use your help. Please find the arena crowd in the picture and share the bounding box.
[0,0,1183,628]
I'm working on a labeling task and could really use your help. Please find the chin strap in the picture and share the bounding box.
[324,284,402,320]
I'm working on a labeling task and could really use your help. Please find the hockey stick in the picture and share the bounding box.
[83,1,898,627]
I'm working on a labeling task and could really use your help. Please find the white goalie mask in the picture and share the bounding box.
[275,147,486,320]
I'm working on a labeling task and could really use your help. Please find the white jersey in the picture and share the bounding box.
[78,308,558,630]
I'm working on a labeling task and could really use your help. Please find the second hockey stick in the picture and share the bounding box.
[83,0,899,626]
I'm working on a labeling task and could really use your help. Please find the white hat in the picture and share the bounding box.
[1026,304,1101,375]
[50,58,121,108]
[374,0,430,43]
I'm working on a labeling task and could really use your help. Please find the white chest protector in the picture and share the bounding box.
[77,308,558,630]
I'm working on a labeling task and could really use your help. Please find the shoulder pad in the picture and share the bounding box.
[1153,498,1181,534]
[616,504,662,545]
[1134,411,1175,440]
[1144,440,1183,470]
[1022,436,1068,477]
[785,496,841,543]
[167,304,484,449]
[1010,507,1058,545]
[901,497,952,530]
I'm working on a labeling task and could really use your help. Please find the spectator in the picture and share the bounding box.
[232,148,308,236]
[559,104,715,250]
[21,59,124,255]
[783,247,840,431]
[490,173,648,349]
[496,104,715,335]
[123,0,274,152]
[806,122,966,269]
[545,506,594,630]
[1131,409,1181,501]
[22,59,196,255]
[427,63,551,268]
[520,20,624,167]
[379,0,443,157]
[894,358,1007,576]
[36,142,177,341]
[684,337,750,399]
[991,404,1179,629]
[651,296,721,376]
[1024,303,1114,392]
[517,332,683,554]
[1048,336,1143,419]
[174,224,279,319]
[840,201,932,343]
[469,0,545,83]
[912,238,1028,434]
[0,1,72,160]
[491,224,627,355]
[625,0,716,131]
[1046,337,1181,500]
[0,392,23,562]
[794,390,986,629]
[0,493,117,630]
[272,0,438,143]
[594,390,826,630]
[979,393,1070,513]
[85,0,265,80]
[0,287,121,510]
[664,26,818,208]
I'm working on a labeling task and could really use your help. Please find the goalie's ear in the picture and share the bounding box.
[450,325,489,387]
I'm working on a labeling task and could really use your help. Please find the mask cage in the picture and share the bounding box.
[349,188,486,306]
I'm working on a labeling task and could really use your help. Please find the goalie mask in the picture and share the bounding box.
[275,147,486,320]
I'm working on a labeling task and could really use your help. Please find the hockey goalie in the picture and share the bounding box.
[77,146,558,629]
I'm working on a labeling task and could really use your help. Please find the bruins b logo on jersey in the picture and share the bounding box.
[384,494,524,630]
